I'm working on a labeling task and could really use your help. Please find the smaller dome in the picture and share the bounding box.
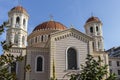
[86,16,101,23]
[10,6,27,13]
[33,21,67,31]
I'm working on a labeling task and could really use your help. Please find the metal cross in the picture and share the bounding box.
[49,15,54,21]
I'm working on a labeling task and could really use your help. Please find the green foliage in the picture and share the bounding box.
[106,73,117,80]
[69,54,117,80]
[0,54,23,80]
[50,77,57,80]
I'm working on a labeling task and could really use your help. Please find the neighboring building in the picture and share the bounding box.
[5,5,108,80]
[106,47,120,80]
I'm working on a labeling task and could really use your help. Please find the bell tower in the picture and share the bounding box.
[84,16,104,51]
[6,6,29,47]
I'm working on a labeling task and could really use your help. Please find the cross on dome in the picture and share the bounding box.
[49,15,54,21]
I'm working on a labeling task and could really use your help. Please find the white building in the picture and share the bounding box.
[106,47,120,80]
[6,5,108,80]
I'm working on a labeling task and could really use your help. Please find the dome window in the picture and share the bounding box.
[35,37,37,43]
[41,35,43,42]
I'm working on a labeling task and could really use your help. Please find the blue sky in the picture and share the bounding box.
[0,0,120,54]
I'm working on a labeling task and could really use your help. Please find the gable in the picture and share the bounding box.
[51,28,93,43]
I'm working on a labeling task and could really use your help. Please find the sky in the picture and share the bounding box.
[0,0,120,54]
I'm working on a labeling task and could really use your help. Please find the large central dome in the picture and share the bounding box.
[33,21,67,31]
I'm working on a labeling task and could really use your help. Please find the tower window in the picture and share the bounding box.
[23,19,26,26]
[16,17,20,24]
[67,48,77,70]
[11,17,13,24]
[92,42,94,50]
[90,27,93,33]
[22,36,25,45]
[98,41,100,49]
[14,34,18,44]
[96,26,98,32]
[36,56,43,72]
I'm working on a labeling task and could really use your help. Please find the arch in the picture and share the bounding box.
[96,26,99,32]
[23,19,26,26]
[16,17,20,27]
[35,56,44,72]
[22,36,25,45]
[16,17,20,24]
[41,35,43,42]
[67,47,77,70]
[90,27,93,33]
[35,37,37,43]
[48,35,50,38]
[14,34,18,44]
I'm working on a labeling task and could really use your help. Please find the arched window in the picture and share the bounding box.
[90,27,93,33]
[41,35,43,42]
[16,17,20,24]
[35,37,37,43]
[16,17,20,27]
[36,56,43,72]
[22,36,25,45]
[67,48,77,70]
[98,41,100,49]
[48,35,50,38]
[14,34,18,44]
[92,42,94,50]
[96,26,98,32]
[23,19,26,26]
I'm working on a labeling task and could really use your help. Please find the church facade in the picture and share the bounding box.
[6,6,109,80]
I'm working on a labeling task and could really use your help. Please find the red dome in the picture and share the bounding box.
[10,6,27,13]
[86,16,101,23]
[33,21,67,31]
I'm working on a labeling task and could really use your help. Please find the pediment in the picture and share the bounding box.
[51,28,93,43]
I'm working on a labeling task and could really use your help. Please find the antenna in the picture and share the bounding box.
[15,0,21,6]
[91,12,93,17]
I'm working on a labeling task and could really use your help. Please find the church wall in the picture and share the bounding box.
[25,48,50,80]
[9,48,26,80]
[50,36,89,79]
[17,57,26,80]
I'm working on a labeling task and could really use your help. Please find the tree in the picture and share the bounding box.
[0,22,30,80]
[69,54,116,80]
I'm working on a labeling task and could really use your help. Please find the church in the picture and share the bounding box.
[6,5,108,80]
